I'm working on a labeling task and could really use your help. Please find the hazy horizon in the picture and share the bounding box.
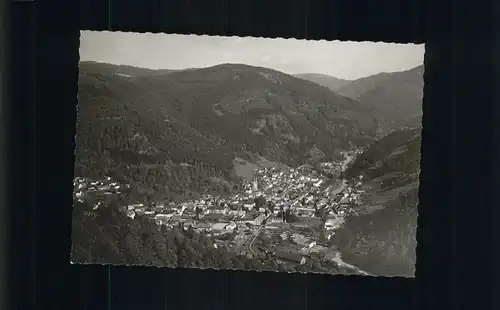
[79,31,425,80]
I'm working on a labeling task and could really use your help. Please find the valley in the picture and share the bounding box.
[72,61,422,277]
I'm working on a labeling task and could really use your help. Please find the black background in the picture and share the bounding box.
[6,0,500,308]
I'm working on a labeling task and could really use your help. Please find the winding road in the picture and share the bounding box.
[242,213,271,256]
[246,226,263,256]
[328,151,373,275]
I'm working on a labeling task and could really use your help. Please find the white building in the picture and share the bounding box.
[244,203,255,210]
[126,210,136,219]
[156,213,174,220]
[252,179,259,192]
[211,223,227,231]
[253,213,266,226]
[325,219,340,230]
[229,210,246,217]
[226,222,237,231]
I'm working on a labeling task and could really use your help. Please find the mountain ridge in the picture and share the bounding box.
[295,65,424,132]
[338,65,424,132]
[336,65,424,98]
[74,61,423,277]
[294,73,352,92]
[76,62,380,202]
[79,61,180,77]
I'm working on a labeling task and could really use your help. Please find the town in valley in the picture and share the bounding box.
[73,32,423,277]
[73,150,369,273]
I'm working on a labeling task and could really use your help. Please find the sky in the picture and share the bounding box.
[79,31,425,80]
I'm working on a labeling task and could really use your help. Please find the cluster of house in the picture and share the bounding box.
[73,153,366,250]
[72,148,373,272]
[73,176,131,209]
[123,199,268,238]
[318,161,342,176]
[245,164,364,218]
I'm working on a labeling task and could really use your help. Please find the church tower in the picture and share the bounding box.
[252,179,259,192]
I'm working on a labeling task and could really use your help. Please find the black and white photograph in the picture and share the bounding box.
[71,31,424,277]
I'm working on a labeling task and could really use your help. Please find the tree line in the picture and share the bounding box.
[71,196,359,275]
[331,188,418,277]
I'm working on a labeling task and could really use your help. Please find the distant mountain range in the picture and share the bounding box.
[297,65,424,131]
[76,62,382,201]
[79,61,180,77]
[294,73,352,92]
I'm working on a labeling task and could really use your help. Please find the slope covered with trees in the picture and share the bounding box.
[345,127,421,185]
[71,196,360,275]
[76,62,380,202]
[71,197,275,269]
[332,128,421,277]
[336,65,424,132]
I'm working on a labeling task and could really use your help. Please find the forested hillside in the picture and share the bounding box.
[332,128,421,277]
[336,66,424,132]
[345,127,421,185]
[71,197,360,275]
[76,62,380,202]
